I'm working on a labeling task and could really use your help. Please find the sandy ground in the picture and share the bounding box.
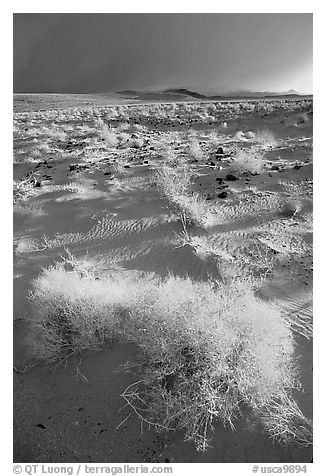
[13,95,313,463]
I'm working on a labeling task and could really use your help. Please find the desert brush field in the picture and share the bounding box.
[13,94,313,463]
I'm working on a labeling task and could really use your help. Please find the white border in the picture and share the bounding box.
[3,3,323,473]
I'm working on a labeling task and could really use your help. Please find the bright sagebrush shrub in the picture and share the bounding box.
[118,132,130,144]
[105,109,119,121]
[100,124,119,147]
[156,162,192,197]
[155,163,214,227]
[28,263,155,362]
[13,178,38,202]
[231,150,264,174]
[117,121,130,132]
[29,267,117,361]
[188,138,204,161]
[29,261,311,450]
[253,129,277,147]
[120,276,311,450]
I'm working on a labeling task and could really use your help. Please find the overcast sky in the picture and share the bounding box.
[13,13,313,94]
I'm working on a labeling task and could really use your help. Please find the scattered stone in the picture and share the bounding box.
[218,191,228,199]
[36,423,46,430]
[225,174,239,181]
[69,164,88,172]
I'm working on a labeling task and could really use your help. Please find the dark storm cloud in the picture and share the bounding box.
[13,13,313,94]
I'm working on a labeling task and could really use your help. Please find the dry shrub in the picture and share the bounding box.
[120,276,311,450]
[155,163,216,227]
[188,138,204,161]
[232,150,264,174]
[28,262,153,362]
[13,178,38,203]
[100,125,119,147]
[174,228,235,263]
[29,260,312,451]
[253,129,277,147]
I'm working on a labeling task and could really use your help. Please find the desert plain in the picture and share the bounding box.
[13,92,313,463]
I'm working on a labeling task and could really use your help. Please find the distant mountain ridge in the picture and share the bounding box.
[117,88,311,100]
[215,88,303,97]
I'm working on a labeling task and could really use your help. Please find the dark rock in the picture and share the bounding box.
[209,161,216,166]
[271,165,280,171]
[69,164,77,171]
[218,191,228,199]
[36,423,46,430]
[104,172,111,175]
[124,165,130,168]
[215,177,223,184]
[225,174,239,181]
[216,147,224,155]
[33,181,41,188]
[293,164,302,170]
